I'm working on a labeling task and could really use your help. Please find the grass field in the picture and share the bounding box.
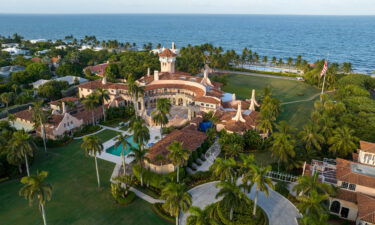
[221,73,320,129]
[0,129,169,225]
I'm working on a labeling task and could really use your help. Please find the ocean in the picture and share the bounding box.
[0,14,374,73]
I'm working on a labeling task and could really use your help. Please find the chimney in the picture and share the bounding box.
[171,42,175,50]
[147,68,151,77]
[154,70,159,81]
[232,93,236,101]
[62,102,66,113]
[232,101,245,122]
[102,76,107,85]
[249,89,259,111]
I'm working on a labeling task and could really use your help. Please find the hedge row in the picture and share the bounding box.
[152,203,175,223]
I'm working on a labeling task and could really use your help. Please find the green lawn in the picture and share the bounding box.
[221,73,320,102]
[0,129,169,225]
[95,129,121,142]
[221,73,320,129]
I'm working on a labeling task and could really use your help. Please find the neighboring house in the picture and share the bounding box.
[36,49,50,55]
[1,43,19,48]
[0,65,25,77]
[79,45,103,51]
[144,122,207,174]
[304,141,375,225]
[29,39,46,44]
[51,56,61,68]
[12,96,104,140]
[32,76,88,89]
[83,62,109,77]
[1,47,28,55]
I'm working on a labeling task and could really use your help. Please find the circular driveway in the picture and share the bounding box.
[180,181,301,225]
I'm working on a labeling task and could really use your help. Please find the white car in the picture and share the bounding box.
[296,77,304,81]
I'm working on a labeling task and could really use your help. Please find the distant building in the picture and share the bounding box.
[31,76,88,89]
[83,62,109,77]
[29,39,46,44]
[1,43,19,48]
[0,65,25,77]
[304,141,375,225]
[1,47,28,55]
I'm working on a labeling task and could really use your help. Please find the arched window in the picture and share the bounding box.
[330,200,341,214]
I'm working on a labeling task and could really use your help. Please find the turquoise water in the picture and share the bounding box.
[105,136,138,156]
[0,14,374,73]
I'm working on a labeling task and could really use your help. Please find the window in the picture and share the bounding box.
[70,121,73,125]
[340,207,349,218]
[341,182,349,189]
[330,201,340,214]
[349,184,356,191]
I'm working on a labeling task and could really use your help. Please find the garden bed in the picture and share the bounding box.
[152,203,174,224]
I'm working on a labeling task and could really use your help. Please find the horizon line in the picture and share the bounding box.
[0,12,375,16]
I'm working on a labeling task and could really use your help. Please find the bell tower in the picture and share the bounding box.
[159,48,176,73]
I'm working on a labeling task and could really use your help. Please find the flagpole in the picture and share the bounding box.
[320,53,329,99]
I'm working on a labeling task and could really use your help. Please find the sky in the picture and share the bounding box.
[0,0,375,15]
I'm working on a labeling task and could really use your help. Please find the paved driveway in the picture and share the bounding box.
[180,181,301,225]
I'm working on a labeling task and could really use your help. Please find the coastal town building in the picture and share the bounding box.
[84,62,109,77]
[0,65,25,77]
[304,141,375,225]
[31,75,88,89]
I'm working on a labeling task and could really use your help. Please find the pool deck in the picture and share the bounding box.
[96,125,162,164]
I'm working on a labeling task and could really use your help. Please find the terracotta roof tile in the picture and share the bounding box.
[360,141,375,154]
[49,97,79,106]
[336,158,375,188]
[159,48,177,57]
[145,84,205,97]
[14,109,33,122]
[335,189,357,203]
[215,109,259,133]
[194,96,220,104]
[78,80,127,90]
[147,124,206,164]
[84,63,109,77]
[357,193,375,223]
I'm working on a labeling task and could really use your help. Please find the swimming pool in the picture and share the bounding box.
[105,136,138,156]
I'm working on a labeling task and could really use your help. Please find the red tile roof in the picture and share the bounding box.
[84,63,109,77]
[360,141,375,154]
[159,48,177,57]
[336,158,375,188]
[357,193,375,224]
[215,109,259,133]
[78,80,127,90]
[147,124,206,164]
[335,189,357,203]
[194,96,220,104]
[49,97,79,106]
[145,83,205,97]
[31,57,41,62]
[14,109,33,122]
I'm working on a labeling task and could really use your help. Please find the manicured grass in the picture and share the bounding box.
[221,73,319,102]
[279,101,315,129]
[0,131,169,225]
[95,129,121,142]
[221,73,319,129]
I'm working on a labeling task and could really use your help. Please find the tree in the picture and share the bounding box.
[270,121,296,171]
[19,171,52,225]
[105,63,120,81]
[187,205,219,225]
[167,141,190,183]
[37,80,69,100]
[130,117,150,151]
[7,130,35,176]
[215,180,250,221]
[152,98,172,135]
[210,157,237,182]
[25,62,51,79]
[293,172,335,196]
[0,92,13,109]
[128,146,149,186]
[298,122,325,152]
[161,182,192,225]
[297,190,328,216]
[114,134,131,175]
[31,101,49,153]
[328,126,359,157]
[95,88,110,121]
[82,94,100,125]
[247,165,274,216]
[81,136,103,188]
[341,62,352,74]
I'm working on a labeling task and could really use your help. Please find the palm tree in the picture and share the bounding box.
[210,157,237,182]
[300,213,329,225]
[187,205,219,225]
[215,180,250,221]
[114,134,131,175]
[114,174,135,195]
[293,172,335,196]
[8,113,16,127]
[299,122,325,151]
[95,88,110,121]
[81,136,103,188]
[82,94,100,125]
[31,101,49,153]
[0,92,13,110]
[167,141,190,183]
[19,171,52,225]
[130,118,150,151]
[127,74,145,112]
[7,130,35,176]
[152,98,172,135]
[297,190,328,216]
[248,165,274,216]
[328,126,359,157]
[128,146,149,186]
[270,121,296,171]
[161,182,192,225]
[239,153,255,189]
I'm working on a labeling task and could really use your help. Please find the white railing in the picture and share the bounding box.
[266,171,299,183]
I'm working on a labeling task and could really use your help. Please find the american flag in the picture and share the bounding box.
[320,60,328,77]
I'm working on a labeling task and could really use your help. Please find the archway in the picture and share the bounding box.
[178,98,183,106]
[330,200,341,214]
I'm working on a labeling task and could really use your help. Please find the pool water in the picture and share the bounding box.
[105,136,138,156]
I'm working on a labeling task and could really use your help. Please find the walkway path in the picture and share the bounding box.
[129,187,165,204]
[73,127,104,139]
[190,140,221,174]
[180,181,301,225]
[214,69,299,80]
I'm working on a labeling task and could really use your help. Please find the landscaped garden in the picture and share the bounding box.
[0,129,169,225]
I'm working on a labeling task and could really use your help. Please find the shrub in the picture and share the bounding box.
[34,135,72,148]
[110,183,136,205]
[152,203,175,223]
[73,125,101,137]
[184,171,214,188]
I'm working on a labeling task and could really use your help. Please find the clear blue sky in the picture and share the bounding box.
[0,0,374,15]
